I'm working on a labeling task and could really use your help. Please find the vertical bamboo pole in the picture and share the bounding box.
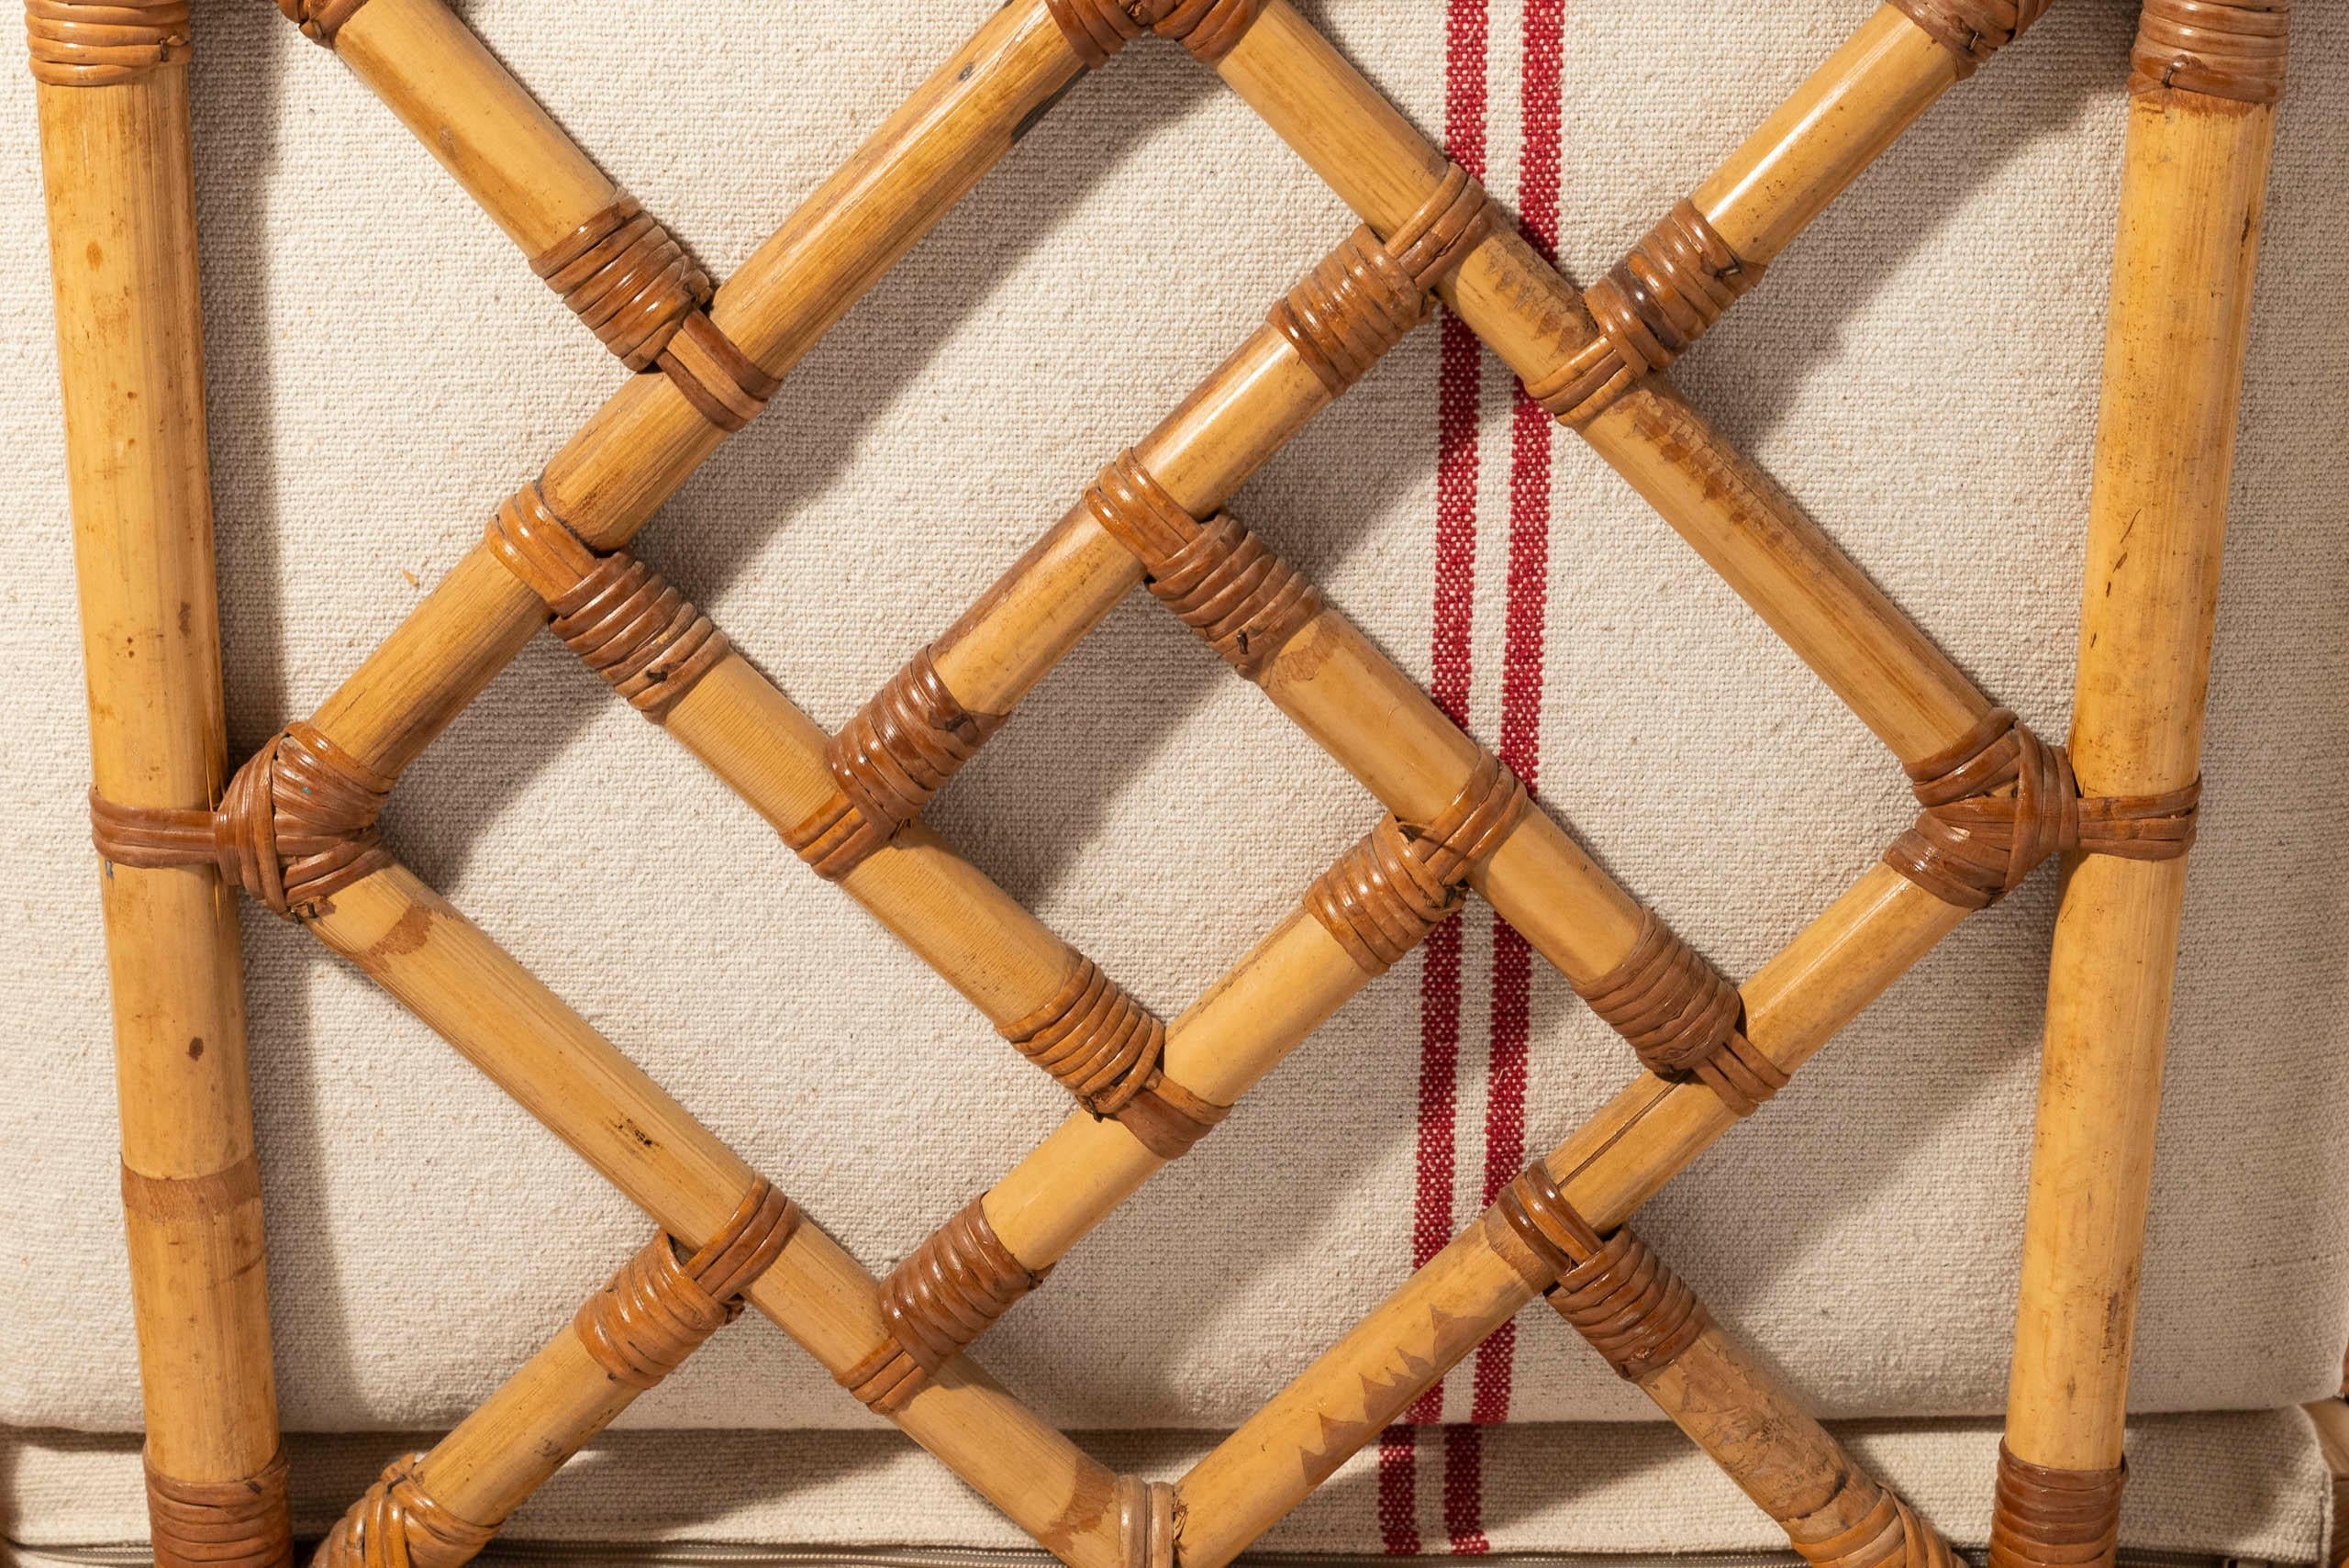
[32,6,288,1564]
[1995,7,2286,1564]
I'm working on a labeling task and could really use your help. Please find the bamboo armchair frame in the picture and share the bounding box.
[31,0,2289,1565]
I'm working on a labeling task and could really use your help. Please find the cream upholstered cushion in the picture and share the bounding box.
[2,0,2345,1554]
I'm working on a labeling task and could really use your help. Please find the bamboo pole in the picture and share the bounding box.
[1211,1,2007,770]
[304,0,1091,784]
[291,0,622,260]
[1496,1164,1956,1568]
[33,9,290,1565]
[303,862,1129,1568]
[311,1182,797,1568]
[1175,864,1964,1568]
[1996,9,2285,1563]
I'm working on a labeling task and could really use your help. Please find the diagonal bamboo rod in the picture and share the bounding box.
[302,862,1129,1568]
[270,0,724,377]
[1175,862,1965,1568]
[301,0,1092,784]
[843,762,1526,1412]
[1211,1,2014,770]
[309,1183,798,1568]
[1498,1163,1956,1568]
[1995,9,2287,1566]
[33,10,291,1567]
[820,217,1780,1111]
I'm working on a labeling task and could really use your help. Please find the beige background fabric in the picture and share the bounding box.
[2,0,2346,1474]
[3,1412,2332,1562]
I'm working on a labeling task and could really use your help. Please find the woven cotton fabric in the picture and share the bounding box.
[2,0,2345,1488]
[2,1413,2331,1562]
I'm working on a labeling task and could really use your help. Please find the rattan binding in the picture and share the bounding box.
[144,1448,293,1568]
[1886,707,2200,910]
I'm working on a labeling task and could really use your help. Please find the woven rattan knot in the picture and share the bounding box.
[1885,708,2201,910]
[144,1448,293,1568]
[26,0,189,83]
[1117,1070,1230,1160]
[1384,163,1494,291]
[1001,952,1166,1117]
[1572,908,1786,1115]
[1790,1482,1959,1568]
[313,1453,496,1568]
[822,646,1007,863]
[1503,1159,1709,1380]
[1495,1162,1707,1380]
[1115,1474,1180,1568]
[90,722,392,920]
[844,1196,1043,1414]
[271,0,368,47]
[1084,450,1326,679]
[1888,0,2052,77]
[1044,0,1260,67]
[530,195,712,372]
[487,482,733,719]
[1308,817,1459,974]
[1988,1444,2125,1568]
[658,311,783,433]
[2129,0,2289,105]
[1146,512,1325,679]
[574,1177,798,1389]
[1269,228,1431,396]
[1531,200,1762,428]
[1305,752,1528,974]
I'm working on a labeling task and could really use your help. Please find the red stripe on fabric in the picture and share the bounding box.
[1409,0,1492,1463]
[1379,1426,1423,1556]
[1443,1425,1492,1554]
[1468,0,1568,1440]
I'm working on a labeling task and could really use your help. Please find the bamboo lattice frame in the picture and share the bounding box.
[31,0,2291,1565]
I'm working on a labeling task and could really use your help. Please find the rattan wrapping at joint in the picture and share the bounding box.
[312,1453,498,1568]
[144,1448,293,1568]
[1886,707,2200,909]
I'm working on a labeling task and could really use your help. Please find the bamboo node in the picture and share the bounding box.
[1043,0,1261,68]
[1573,908,1783,1114]
[25,0,188,84]
[1884,708,2201,909]
[823,646,1007,868]
[2129,0,2289,105]
[1305,752,1527,975]
[1531,200,1762,428]
[856,1197,1045,1411]
[1268,228,1431,396]
[1987,1444,2126,1568]
[1887,0,2052,77]
[144,1448,292,1568]
[1787,1478,1959,1568]
[270,0,369,47]
[313,1453,497,1568]
[1496,1162,1707,1380]
[1114,1474,1180,1568]
[1001,952,1168,1118]
[658,311,783,433]
[487,482,734,720]
[90,722,393,919]
[530,195,712,372]
[574,1178,798,1388]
